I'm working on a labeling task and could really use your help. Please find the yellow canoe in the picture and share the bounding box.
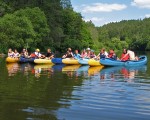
[62,65,81,71]
[34,59,53,64]
[88,66,104,76]
[6,57,19,63]
[62,58,79,65]
[88,59,101,66]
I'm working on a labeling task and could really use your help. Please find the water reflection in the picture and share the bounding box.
[100,66,147,82]
[2,55,150,120]
[6,63,20,76]
[34,64,54,78]
[6,63,33,77]
[76,66,89,76]
[88,66,104,76]
[6,62,148,81]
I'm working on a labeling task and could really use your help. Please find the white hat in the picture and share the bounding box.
[86,48,91,50]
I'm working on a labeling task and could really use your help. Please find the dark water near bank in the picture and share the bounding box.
[0,52,150,120]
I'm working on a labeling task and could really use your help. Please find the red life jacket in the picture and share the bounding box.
[121,53,129,61]
[30,53,36,58]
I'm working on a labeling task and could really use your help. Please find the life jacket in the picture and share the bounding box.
[121,53,129,61]
[108,53,113,58]
[100,53,106,58]
[30,53,36,58]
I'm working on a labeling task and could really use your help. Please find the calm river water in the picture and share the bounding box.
[0,52,150,120]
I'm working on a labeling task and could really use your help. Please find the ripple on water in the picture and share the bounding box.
[57,72,150,120]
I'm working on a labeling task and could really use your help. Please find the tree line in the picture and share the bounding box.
[0,0,150,54]
[98,18,150,51]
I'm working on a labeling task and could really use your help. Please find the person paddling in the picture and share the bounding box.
[120,49,129,61]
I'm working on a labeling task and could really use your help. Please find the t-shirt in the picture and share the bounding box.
[8,52,14,57]
[81,52,87,58]
[45,52,53,57]
[35,52,41,57]
[14,53,19,57]
[66,52,73,58]
[74,54,81,59]
[127,50,135,60]
[104,51,108,57]
[100,53,106,58]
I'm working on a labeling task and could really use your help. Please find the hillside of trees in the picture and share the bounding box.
[0,0,150,53]
[0,0,92,53]
[98,18,150,51]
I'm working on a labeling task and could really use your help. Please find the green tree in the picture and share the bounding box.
[0,7,50,52]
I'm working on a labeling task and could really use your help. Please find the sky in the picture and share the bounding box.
[71,0,150,26]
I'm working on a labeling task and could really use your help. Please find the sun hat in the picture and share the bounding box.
[36,49,40,52]
[86,48,91,50]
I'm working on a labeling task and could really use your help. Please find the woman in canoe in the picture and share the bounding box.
[121,49,139,61]
[97,48,108,59]
[86,48,91,58]
[8,48,14,57]
[34,49,45,59]
[14,49,20,58]
[74,50,81,59]
[120,49,129,61]
[20,48,29,58]
[62,48,74,58]
[80,49,87,58]
[45,48,54,59]
[90,50,96,59]
[108,49,117,60]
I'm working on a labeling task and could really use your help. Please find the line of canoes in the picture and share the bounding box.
[6,57,101,66]
[6,55,148,67]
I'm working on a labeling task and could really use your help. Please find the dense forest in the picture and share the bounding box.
[0,0,150,54]
[98,18,150,51]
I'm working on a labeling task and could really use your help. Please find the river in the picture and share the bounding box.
[0,52,150,120]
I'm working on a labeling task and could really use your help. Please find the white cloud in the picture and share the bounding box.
[84,17,104,22]
[145,14,150,18]
[131,0,150,9]
[83,17,105,26]
[82,3,127,13]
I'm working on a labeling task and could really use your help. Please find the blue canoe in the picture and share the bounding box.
[52,58,63,64]
[100,56,147,67]
[19,57,35,63]
[78,58,89,65]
